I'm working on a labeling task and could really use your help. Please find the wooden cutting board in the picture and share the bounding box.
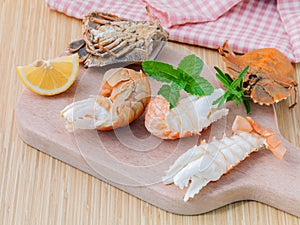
[15,47,300,216]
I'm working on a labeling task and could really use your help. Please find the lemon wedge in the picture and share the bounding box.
[16,54,79,96]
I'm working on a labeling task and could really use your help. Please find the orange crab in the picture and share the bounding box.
[218,41,298,108]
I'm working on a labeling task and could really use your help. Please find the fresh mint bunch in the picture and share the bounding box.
[142,54,214,108]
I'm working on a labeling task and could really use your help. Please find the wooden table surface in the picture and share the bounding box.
[1,0,300,224]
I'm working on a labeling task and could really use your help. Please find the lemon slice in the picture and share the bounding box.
[16,54,79,96]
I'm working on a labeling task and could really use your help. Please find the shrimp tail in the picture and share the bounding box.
[232,115,286,159]
[163,115,287,202]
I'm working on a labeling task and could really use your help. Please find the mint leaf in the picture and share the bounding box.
[142,60,186,88]
[142,55,215,109]
[184,75,214,96]
[178,54,204,80]
[178,54,213,95]
[176,69,214,96]
[158,83,181,109]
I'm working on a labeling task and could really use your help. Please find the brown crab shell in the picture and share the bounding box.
[68,11,169,67]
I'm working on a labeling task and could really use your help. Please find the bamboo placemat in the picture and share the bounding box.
[1,0,300,224]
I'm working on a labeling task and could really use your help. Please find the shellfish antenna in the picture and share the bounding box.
[218,40,235,57]
[145,5,155,24]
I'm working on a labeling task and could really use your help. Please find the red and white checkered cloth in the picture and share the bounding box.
[46,0,300,62]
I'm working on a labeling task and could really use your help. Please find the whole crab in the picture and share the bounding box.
[218,41,298,108]
[68,9,168,67]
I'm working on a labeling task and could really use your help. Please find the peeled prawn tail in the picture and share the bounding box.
[162,115,286,202]
[60,96,110,132]
[162,145,204,184]
[145,88,229,139]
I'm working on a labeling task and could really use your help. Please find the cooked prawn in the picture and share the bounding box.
[163,115,286,202]
[144,88,229,139]
[61,68,151,131]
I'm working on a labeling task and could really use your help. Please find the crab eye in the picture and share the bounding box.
[249,74,257,79]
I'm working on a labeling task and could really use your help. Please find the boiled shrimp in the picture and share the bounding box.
[145,88,229,139]
[61,68,151,131]
[162,115,286,201]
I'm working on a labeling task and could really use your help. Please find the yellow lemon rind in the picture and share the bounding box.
[16,54,79,96]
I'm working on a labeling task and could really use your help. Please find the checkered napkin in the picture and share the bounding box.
[46,0,300,62]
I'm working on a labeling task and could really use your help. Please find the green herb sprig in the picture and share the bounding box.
[142,54,214,108]
[213,66,250,114]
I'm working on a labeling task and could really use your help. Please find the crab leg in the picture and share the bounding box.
[85,12,123,27]
[83,31,96,53]
[113,44,137,58]
[98,37,120,46]
[92,39,128,57]
[67,39,89,63]
[90,17,112,25]
[77,47,89,63]
[68,39,85,52]
[95,43,118,58]
[85,34,118,58]
[92,12,123,22]
[145,5,156,24]
[113,41,146,58]
[96,38,127,53]
[289,83,298,108]
[99,38,141,58]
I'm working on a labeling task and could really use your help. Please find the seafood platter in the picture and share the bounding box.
[15,10,300,216]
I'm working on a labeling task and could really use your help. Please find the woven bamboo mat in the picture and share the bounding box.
[1,0,300,224]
